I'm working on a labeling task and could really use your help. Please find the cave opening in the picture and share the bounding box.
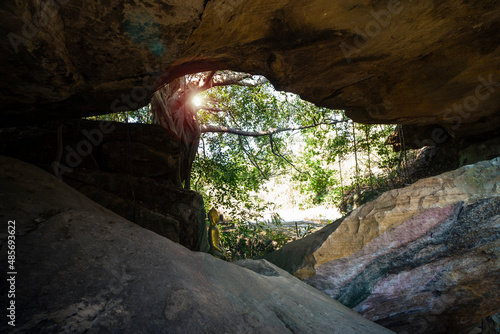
[81,68,427,261]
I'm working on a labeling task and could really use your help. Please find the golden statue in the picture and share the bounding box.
[208,208,228,260]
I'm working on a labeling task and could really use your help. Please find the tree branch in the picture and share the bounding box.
[269,134,304,175]
[238,136,267,179]
[211,72,253,87]
[235,75,269,87]
[200,120,347,136]
[199,107,226,113]
[189,71,267,96]
[197,71,216,91]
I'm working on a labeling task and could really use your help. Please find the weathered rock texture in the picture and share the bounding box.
[0,156,393,334]
[482,313,500,334]
[307,200,500,333]
[1,1,499,142]
[266,158,500,277]
[0,119,208,251]
[0,119,185,184]
[67,170,208,251]
[265,157,500,333]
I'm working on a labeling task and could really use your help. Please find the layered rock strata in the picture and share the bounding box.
[307,199,500,333]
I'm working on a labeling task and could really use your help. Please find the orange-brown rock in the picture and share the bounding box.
[1,1,499,142]
[266,157,500,279]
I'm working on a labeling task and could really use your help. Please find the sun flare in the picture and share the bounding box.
[191,94,204,108]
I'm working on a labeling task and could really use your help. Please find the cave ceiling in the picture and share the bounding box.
[1,0,499,142]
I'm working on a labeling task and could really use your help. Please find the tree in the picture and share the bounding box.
[89,70,403,220]
[152,71,343,192]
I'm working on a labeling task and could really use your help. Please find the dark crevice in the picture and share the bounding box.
[273,310,296,333]
[198,0,211,22]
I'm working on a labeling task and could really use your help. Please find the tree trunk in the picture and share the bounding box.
[152,76,200,190]
[365,124,373,191]
[335,127,345,201]
[352,122,360,193]
[338,158,344,200]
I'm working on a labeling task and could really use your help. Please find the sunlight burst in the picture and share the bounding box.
[191,94,204,108]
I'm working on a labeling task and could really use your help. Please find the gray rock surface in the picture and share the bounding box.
[0,119,209,251]
[482,312,500,334]
[0,156,393,334]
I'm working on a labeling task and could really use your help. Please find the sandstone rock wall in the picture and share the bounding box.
[307,199,500,333]
[266,158,500,278]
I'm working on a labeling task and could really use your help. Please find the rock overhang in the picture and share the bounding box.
[1,0,499,142]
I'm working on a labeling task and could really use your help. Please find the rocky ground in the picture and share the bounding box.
[0,155,393,333]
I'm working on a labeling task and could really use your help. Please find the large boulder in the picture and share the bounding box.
[0,119,208,251]
[1,1,500,142]
[307,199,500,333]
[265,157,500,333]
[67,170,208,252]
[266,157,500,278]
[0,156,393,333]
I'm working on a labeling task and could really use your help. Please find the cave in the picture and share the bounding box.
[1,1,499,333]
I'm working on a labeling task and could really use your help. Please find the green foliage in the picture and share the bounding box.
[291,121,344,205]
[193,139,269,222]
[192,78,405,251]
[194,82,345,220]
[218,214,318,260]
[86,105,153,124]
[289,118,404,209]
[218,222,279,260]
